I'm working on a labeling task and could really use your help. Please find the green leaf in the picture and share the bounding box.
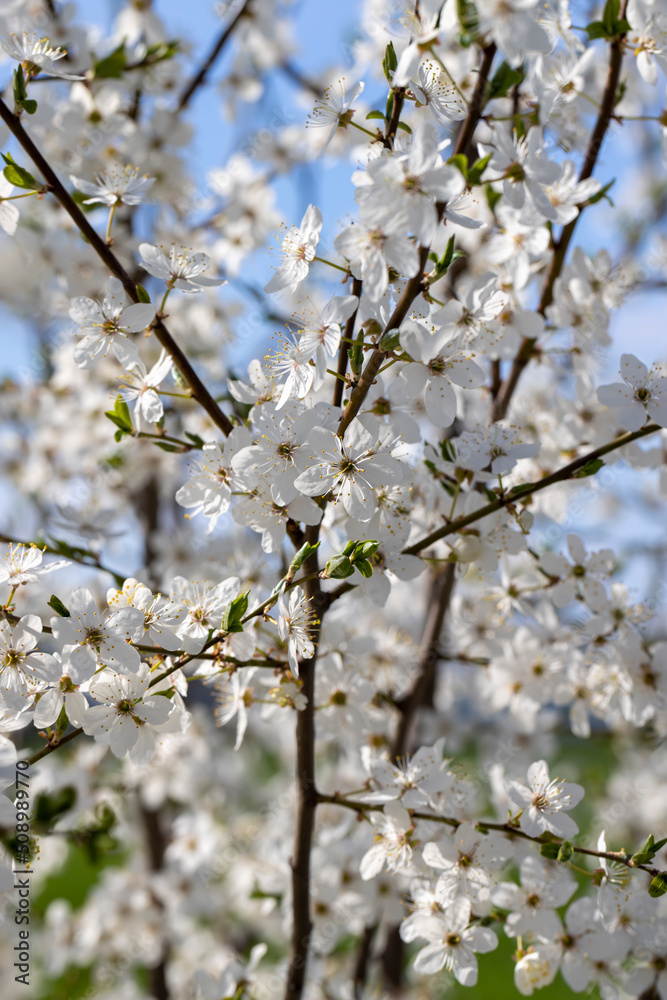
[382,41,398,83]
[385,92,394,123]
[429,235,464,281]
[221,591,249,633]
[353,540,379,559]
[585,21,608,39]
[184,431,205,449]
[488,61,524,101]
[104,396,132,434]
[585,1,630,40]
[441,439,456,463]
[632,834,667,865]
[366,110,385,121]
[602,0,620,32]
[378,328,400,352]
[47,595,70,618]
[486,184,503,213]
[649,873,667,897]
[287,541,319,580]
[324,555,354,579]
[468,152,492,186]
[572,458,604,479]
[11,67,37,113]
[457,0,479,35]
[557,841,574,862]
[135,283,152,304]
[587,178,615,207]
[540,843,561,859]
[355,558,373,578]
[93,42,127,79]
[348,329,365,375]
[447,153,469,180]
[143,40,180,64]
[2,152,39,190]
[396,121,412,134]
[13,66,28,101]
[34,786,76,825]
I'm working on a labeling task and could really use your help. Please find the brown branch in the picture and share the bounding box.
[405,423,660,556]
[140,804,170,1000]
[285,524,323,1000]
[0,98,234,437]
[353,924,377,999]
[318,794,661,877]
[336,45,497,439]
[333,278,362,408]
[26,727,83,765]
[390,563,456,760]
[452,44,496,159]
[383,88,406,149]
[176,0,251,111]
[492,18,628,422]
[337,248,429,437]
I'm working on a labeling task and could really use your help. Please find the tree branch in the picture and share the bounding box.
[333,278,362,408]
[285,524,323,1000]
[405,422,660,556]
[492,18,628,422]
[0,98,234,437]
[176,0,251,111]
[336,45,497,439]
[390,563,456,760]
[317,794,661,877]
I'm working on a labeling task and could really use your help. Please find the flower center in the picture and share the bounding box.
[84,627,105,646]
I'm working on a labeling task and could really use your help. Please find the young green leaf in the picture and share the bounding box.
[47,595,70,618]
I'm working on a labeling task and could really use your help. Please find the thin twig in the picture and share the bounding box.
[176,0,251,111]
[404,422,660,556]
[318,793,661,877]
